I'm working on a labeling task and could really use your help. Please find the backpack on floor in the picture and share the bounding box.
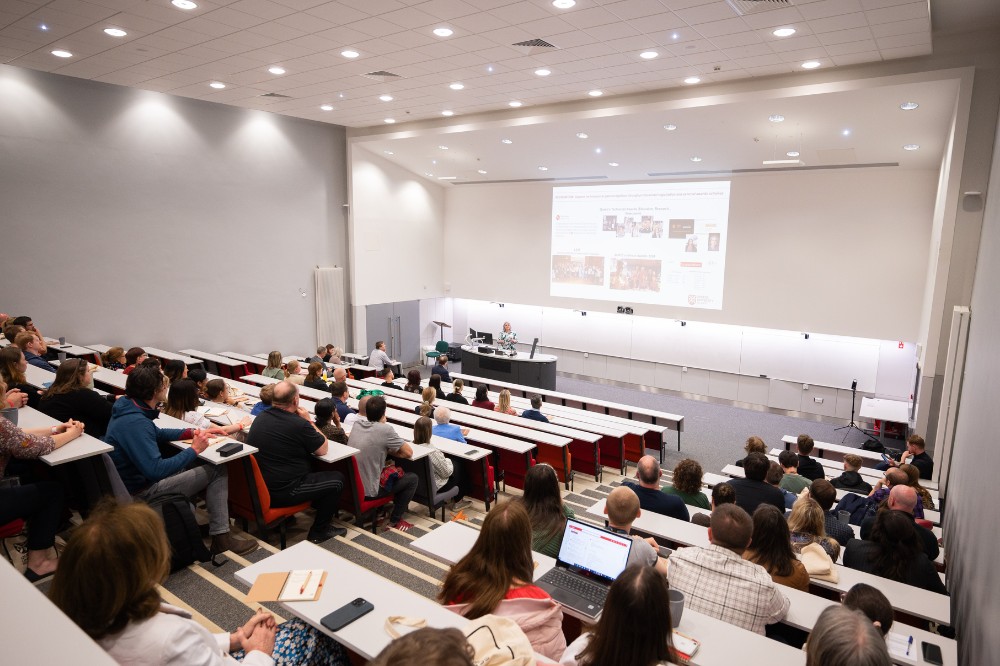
[146,493,213,572]
[861,438,885,453]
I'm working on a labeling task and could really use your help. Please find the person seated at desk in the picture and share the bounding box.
[439,500,566,661]
[777,449,813,494]
[301,362,329,393]
[622,455,689,521]
[164,379,250,440]
[728,452,786,516]
[430,355,452,383]
[428,374,447,400]
[521,395,549,423]
[1,382,83,581]
[249,381,347,543]
[261,351,285,381]
[314,397,348,445]
[414,416,470,512]
[187,368,209,398]
[369,340,394,373]
[517,463,574,558]
[331,366,349,384]
[859,485,938,561]
[899,462,935,510]
[806,606,891,666]
[343,395,369,430]
[403,369,423,394]
[49,502,347,666]
[735,435,767,467]
[15,331,56,371]
[11,316,50,357]
[809,479,854,547]
[561,564,677,666]
[322,344,343,365]
[876,434,934,481]
[380,366,399,390]
[123,347,147,375]
[105,365,258,556]
[308,346,326,365]
[743,504,810,591]
[414,386,438,417]
[348,395,417,532]
[432,406,469,443]
[842,583,894,637]
[203,380,253,422]
[370,627,474,666]
[692,482,737,528]
[843,510,947,595]
[666,504,790,635]
[2,323,24,345]
[0,345,41,408]
[250,384,274,416]
[788,496,840,561]
[163,359,187,384]
[795,434,826,482]
[283,359,304,385]
[38,358,114,439]
[471,384,495,411]
[101,346,127,371]
[603,486,668,574]
[765,462,797,510]
[494,389,518,416]
[663,458,711,510]
[330,381,355,422]
[865,468,925,519]
[830,453,873,494]
[445,378,469,405]
[498,321,518,352]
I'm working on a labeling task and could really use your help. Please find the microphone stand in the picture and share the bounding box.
[834,380,868,443]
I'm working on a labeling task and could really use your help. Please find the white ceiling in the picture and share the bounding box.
[0,0,949,129]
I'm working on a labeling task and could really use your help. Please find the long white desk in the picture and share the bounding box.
[141,347,201,365]
[781,435,938,491]
[16,406,113,465]
[92,366,128,391]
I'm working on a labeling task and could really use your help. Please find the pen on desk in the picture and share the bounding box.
[906,635,913,656]
[300,570,312,594]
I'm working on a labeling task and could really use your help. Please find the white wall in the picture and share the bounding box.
[0,65,347,355]
[444,168,937,342]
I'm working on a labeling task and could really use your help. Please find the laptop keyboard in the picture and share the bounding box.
[539,568,609,605]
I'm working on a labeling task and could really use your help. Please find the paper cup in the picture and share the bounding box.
[668,589,685,628]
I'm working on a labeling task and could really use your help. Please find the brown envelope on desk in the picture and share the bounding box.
[247,569,328,603]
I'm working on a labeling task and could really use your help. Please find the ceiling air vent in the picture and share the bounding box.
[363,71,402,82]
[259,92,291,98]
[725,0,791,15]
[512,38,556,55]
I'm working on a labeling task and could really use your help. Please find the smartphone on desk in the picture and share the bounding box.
[321,598,374,632]
[921,641,943,666]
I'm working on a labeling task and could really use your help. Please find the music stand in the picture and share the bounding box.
[432,321,451,342]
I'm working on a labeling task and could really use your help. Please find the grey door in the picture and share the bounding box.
[365,300,420,368]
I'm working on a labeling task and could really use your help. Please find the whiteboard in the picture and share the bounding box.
[800,337,879,392]
[739,328,807,381]
[541,309,632,353]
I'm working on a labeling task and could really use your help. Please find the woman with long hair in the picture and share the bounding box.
[446,378,469,405]
[414,386,436,417]
[427,374,446,400]
[439,501,565,660]
[743,504,810,591]
[302,362,331,393]
[735,435,767,467]
[163,359,187,384]
[414,416,469,511]
[123,347,147,375]
[663,458,710,509]
[403,369,423,393]
[164,379,248,438]
[562,564,677,666]
[262,351,285,380]
[49,501,347,665]
[38,358,115,439]
[314,398,348,444]
[102,346,127,371]
[899,463,936,511]
[788,496,840,560]
[518,463,574,557]
[0,345,41,407]
[843,510,947,594]
[494,389,518,416]
[284,359,304,385]
[471,385,495,411]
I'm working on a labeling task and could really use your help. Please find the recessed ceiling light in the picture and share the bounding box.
[842,129,851,136]
[768,114,785,123]
[772,27,796,37]
[595,147,602,154]
[576,132,588,139]
[552,0,575,7]
[690,156,702,162]
[379,94,393,102]
[384,118,395,124]
[438,145,448,150]
[672,32,680,40]
[438,176,456,180]
[801,60,821,69]
[39,24,48,31]
[441,110,454,116]
[341,50,359,59]
[487,65,494,73]
[268,66,285,75]
[104,27,127,37]
[51,50,73,58]
[538,166,548,171]
[786,150,800,157]
[432,160,437,165]
[501,138,513,144]
[900,101,919,110]
[172,0,197,9]
[508,100,522,107]
[608,162,619,167]
[663,124,677,131]
[425,173,434,177]
[478,169,487,174]
[535,68,551,77]
[640,51,658,59]
[903,144,920,151]
[209,81,225,89]
[433,27,453,37]
[383,150,393,155]
[450,82,464,90]
[588,90,603,97]
[320,104,333,111]
[684,76,700,84]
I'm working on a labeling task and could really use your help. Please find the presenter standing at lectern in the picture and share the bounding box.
[498,321,518,352]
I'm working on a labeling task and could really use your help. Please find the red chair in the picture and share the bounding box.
[915,518,933,530]
[227,456,309,550]
[340,456,392,533]
[0,519,26,567]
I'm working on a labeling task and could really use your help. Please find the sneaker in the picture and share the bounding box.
[450,499,472,510]
[210,531,259,556]
[307,525,348,543]
[387,519,414,532]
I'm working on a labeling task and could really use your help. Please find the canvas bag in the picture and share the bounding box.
[464,615,537,666]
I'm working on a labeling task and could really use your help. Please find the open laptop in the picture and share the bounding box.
[535,519,633,619]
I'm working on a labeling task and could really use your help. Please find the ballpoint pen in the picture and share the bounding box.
[906,635,913,656]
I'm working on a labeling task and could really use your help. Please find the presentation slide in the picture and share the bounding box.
[550,181,731,309]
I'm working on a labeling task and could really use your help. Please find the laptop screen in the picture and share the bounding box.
[556,519,633,582]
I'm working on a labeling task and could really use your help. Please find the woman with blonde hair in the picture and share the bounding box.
[262,351,284,380]
[439,501,565,660]
[735,435,767,467]
[494,389,518,416]
[102,346,127,370]
[283,359,304,385]
[788,496,840,560]
[446,378,469,405]
[414,386,436,418]
[49,501,347,664]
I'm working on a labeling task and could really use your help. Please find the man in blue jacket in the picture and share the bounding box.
[105,365,258,555]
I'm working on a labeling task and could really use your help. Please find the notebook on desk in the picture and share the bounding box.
[535,519,633,619]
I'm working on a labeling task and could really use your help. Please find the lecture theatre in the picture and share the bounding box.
[2,0,999,663]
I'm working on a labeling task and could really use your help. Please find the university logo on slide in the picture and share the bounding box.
[688,294,697,305]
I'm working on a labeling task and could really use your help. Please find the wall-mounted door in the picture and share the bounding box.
[365,300,420,367]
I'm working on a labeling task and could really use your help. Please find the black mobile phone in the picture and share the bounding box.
[465,449,478,456]
[921,641,943,666]
[217,441,243,457]
[320,598,374,632]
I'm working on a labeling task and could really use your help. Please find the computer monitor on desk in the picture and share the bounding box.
[481,332,494,345]
[530,337,539,359]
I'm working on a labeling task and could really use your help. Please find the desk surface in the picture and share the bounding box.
[16,406,113,465]
[860,397,911,423]
[460,344,557,363]
[45,341,95,357]
[179,349,247,367]
[170,436,257,465]
[235,541,468,660]
[141,347,201,365]
[315,442,360,464]
[92,366,128,390]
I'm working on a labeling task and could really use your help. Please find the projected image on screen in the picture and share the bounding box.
[550,181,731,309]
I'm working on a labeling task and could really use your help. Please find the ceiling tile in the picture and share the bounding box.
[708,30,763,48]
[740,6,805,30]
[692,17,750,38]
[244,20,306,41]
[449,10,508,32]
[858,0,913,9]
[730,52,783,68]
[630,12,686,32]
[204,7,268,29]
[604,0,678,21]
[488,1,550,24]
[816,26,874,45]
[227,0,296,20]
[767,34,822,52]
[797,0,864,20]
[824,38,877,56]
[336,0,407,16]
[870,16,928,38]
[269,0,329,10]
[673,2,739,25]
[418,0,482,21]
[560,6,621,30]
[380,7,441,30]
[583,20,641,41]
[829,50,882,66]
[721,42,771,58]
[865,1,928,24]
[665,38,718,56]
[807,11,870,33]
[303,2,368,24]
[876,31,929,49]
